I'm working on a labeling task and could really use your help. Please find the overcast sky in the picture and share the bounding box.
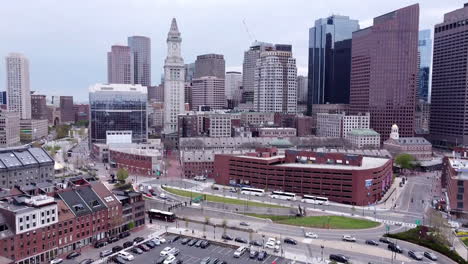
[0,0,464,102]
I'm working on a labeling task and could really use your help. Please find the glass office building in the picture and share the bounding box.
[418,29,432,103]
[89,83,147,144]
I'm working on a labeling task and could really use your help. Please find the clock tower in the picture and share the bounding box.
[163,18,185,134]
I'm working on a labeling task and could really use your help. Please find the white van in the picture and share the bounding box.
[233,246,247,258]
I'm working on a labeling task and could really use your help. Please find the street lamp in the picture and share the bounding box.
[321,245,324,261]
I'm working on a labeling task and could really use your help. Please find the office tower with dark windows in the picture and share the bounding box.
[191,77,225,110]
[31,94,48,120]
[194,54,225,79]
[107,45,134,84]
[128,36,151,87]
[349,4,419,140]
[242,42,274,103]
[431,4,468,147]
[307,15,359,115]
[225,71,242,108]
[184,63,195,82]
[60,96,74,123]
[89,83,147,144]
[418,30,432,103]
[6,53,31,119]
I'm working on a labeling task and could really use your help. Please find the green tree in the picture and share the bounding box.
[117,168,129,183]
[56,124,71,139]
[221,219,228,235]
[127,221,135,230]
[395,153,415,170]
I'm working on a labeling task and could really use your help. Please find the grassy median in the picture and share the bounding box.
[162,186,287,208]
[245,214,380,229]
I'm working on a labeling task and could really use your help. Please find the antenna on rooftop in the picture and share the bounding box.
[242,19,256,43]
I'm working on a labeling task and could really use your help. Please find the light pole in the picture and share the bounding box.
[321,245,324,261]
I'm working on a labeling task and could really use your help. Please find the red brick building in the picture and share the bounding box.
[214,148,393,205]
[73,104,89,123]
[442,147,468,220]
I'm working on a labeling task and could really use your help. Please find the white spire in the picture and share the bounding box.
[170,18,179,33]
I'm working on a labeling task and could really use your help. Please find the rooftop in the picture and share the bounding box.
[281,156,389,170]
[348,128,380,136]
[387,137,431,145]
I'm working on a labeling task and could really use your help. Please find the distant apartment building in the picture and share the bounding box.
[307,15,360,115]
[148,85,164,102]
[20,119,48,142]
[194,54,225,79]
[6,53,31,120]
[297,75,308,105]
[47,106,61,126]
[0,91,6,106]
[240,112,275,126]
[178,111,239,138]
[107,45,133,84]
[73,104,89,123]
[442,147,468,219]
[225,71,242,108]
[31,94,48,120]
[191,77,225,110]
[296,115,313,136]
[59,96,74,123]
[347,128,381,149]
[310,103,349,133]
[128,36,151,87]
[316,112,369,138]
[184,63,195,83]
[350,4,419,139]
[243,42,275,103]
[89,83,147,145]
[0,110,20,147]
[148,101,164,131]
[254,45,297,113]
[430,4,468,147]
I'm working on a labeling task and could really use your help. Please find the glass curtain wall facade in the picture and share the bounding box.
[89,84,147,144]
[418,30,432,102]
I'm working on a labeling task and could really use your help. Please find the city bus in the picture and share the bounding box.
[147,209,176,222]
[270,191,297,201]
[240,187,265,196]
[301,195,329,205]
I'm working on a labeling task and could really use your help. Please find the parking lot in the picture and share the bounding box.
[120,234,301,264]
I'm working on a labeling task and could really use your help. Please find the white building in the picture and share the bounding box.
[6,53,31,119]
[163,18,185,134]
[225,71,242,106]
[0,110,20,147]
[317,112,370,138]
[346,128,381,148]
[254,50,297,113]
[20,119,48,142]
[209,113,232,138]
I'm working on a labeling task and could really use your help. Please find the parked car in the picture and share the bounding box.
[305,232,318,238]
[284,237,297,245]
[123,241,134,248]
[100,250,113,258]
[160,246,173,256]
[365,240,379,246]
[388,243,403,253]
[181,238,190,245]
[379,237,391,244]
[94,241,107,248]
[134,236,145,243]
[239,222,249,226]
[249,240,263,247]
[329,254,349,263]
[234,237,247,243]
[66,252,81,259]
[195,240,203,247]
[172,236,181,242]
[424,251,438,261]
[342,235,356,242]
[155,256,167,264]
[118,251,135,261]
[200,257,211,264]
[108,236,119,243]
[146,240,156,248]
[138,243,150,252]
[119,231,130,239]
[112,246,123,253]
[233,246,247,258]
[221,234,233,240]
[163,254,176,264]
[112,256,126,264]
[50,259,63,264]
[131,247,143,254]
[200,240,210,248]
[152,238,161,245]
[265,240,276,249]
[257,251,268,261]
[169,248,180,256]
[210,258,220,264]
[159,237,167,244]
[79,259,93,264]
[249,250,259,259]
[188,239,198,246]
[408,250,423,260]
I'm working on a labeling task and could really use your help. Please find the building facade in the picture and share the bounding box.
[383,124,432,161]
[20,119,48,142]
[258,127,296,137]
[254,47,297,113]
[191,77,225,111]
[346,128,380,149]
[59,96,74,123]
[349,4,419,140]
[214,148,393,205]
[307,15,360,115]
[442,147,468,219]
[107,45,133,84]
[194,54,225,79]
[0,110,20,147]
[6,53,31,120]
[163,18,185,134]
[225,71,242,108]
[418,29,432,103]
[31,94,48,120]
[128,36,151,87]
[89,83,147,145]
[316,112,369,138]
[430,4,468,147]
[73,104,89,123]
[242,42,275,103]
[297,75,308,105]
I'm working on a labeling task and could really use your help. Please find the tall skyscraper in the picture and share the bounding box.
[418,30,432,103]
[184,63,195,83]
[107,45,133,84]
[191,77,225,110]
[194,54,225,79]
[254,45,297,113]
[163,18,185,134]
[60,96,74,123]
[6,53,31,119]
[225,71,242,107]
[242,42,274,103]
[297,75,308,104]
[31,94,48,120]
[89,83,147,144]
[307,15,359,116]
[349,4,419,139]
[128,36,151,87]
[431,4,468,147]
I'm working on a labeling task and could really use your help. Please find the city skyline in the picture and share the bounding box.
[0,0,461,101]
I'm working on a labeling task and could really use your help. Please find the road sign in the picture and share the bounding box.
[415,219,422,226]
[386,225,390,232]
[192,195,204,203]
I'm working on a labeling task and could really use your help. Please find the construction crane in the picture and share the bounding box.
[242,19,256,44]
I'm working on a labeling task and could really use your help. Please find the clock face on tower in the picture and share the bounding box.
[171,43,178,51]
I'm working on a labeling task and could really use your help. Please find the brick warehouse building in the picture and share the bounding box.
[442,147,468,220]
[214,148,393,205]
